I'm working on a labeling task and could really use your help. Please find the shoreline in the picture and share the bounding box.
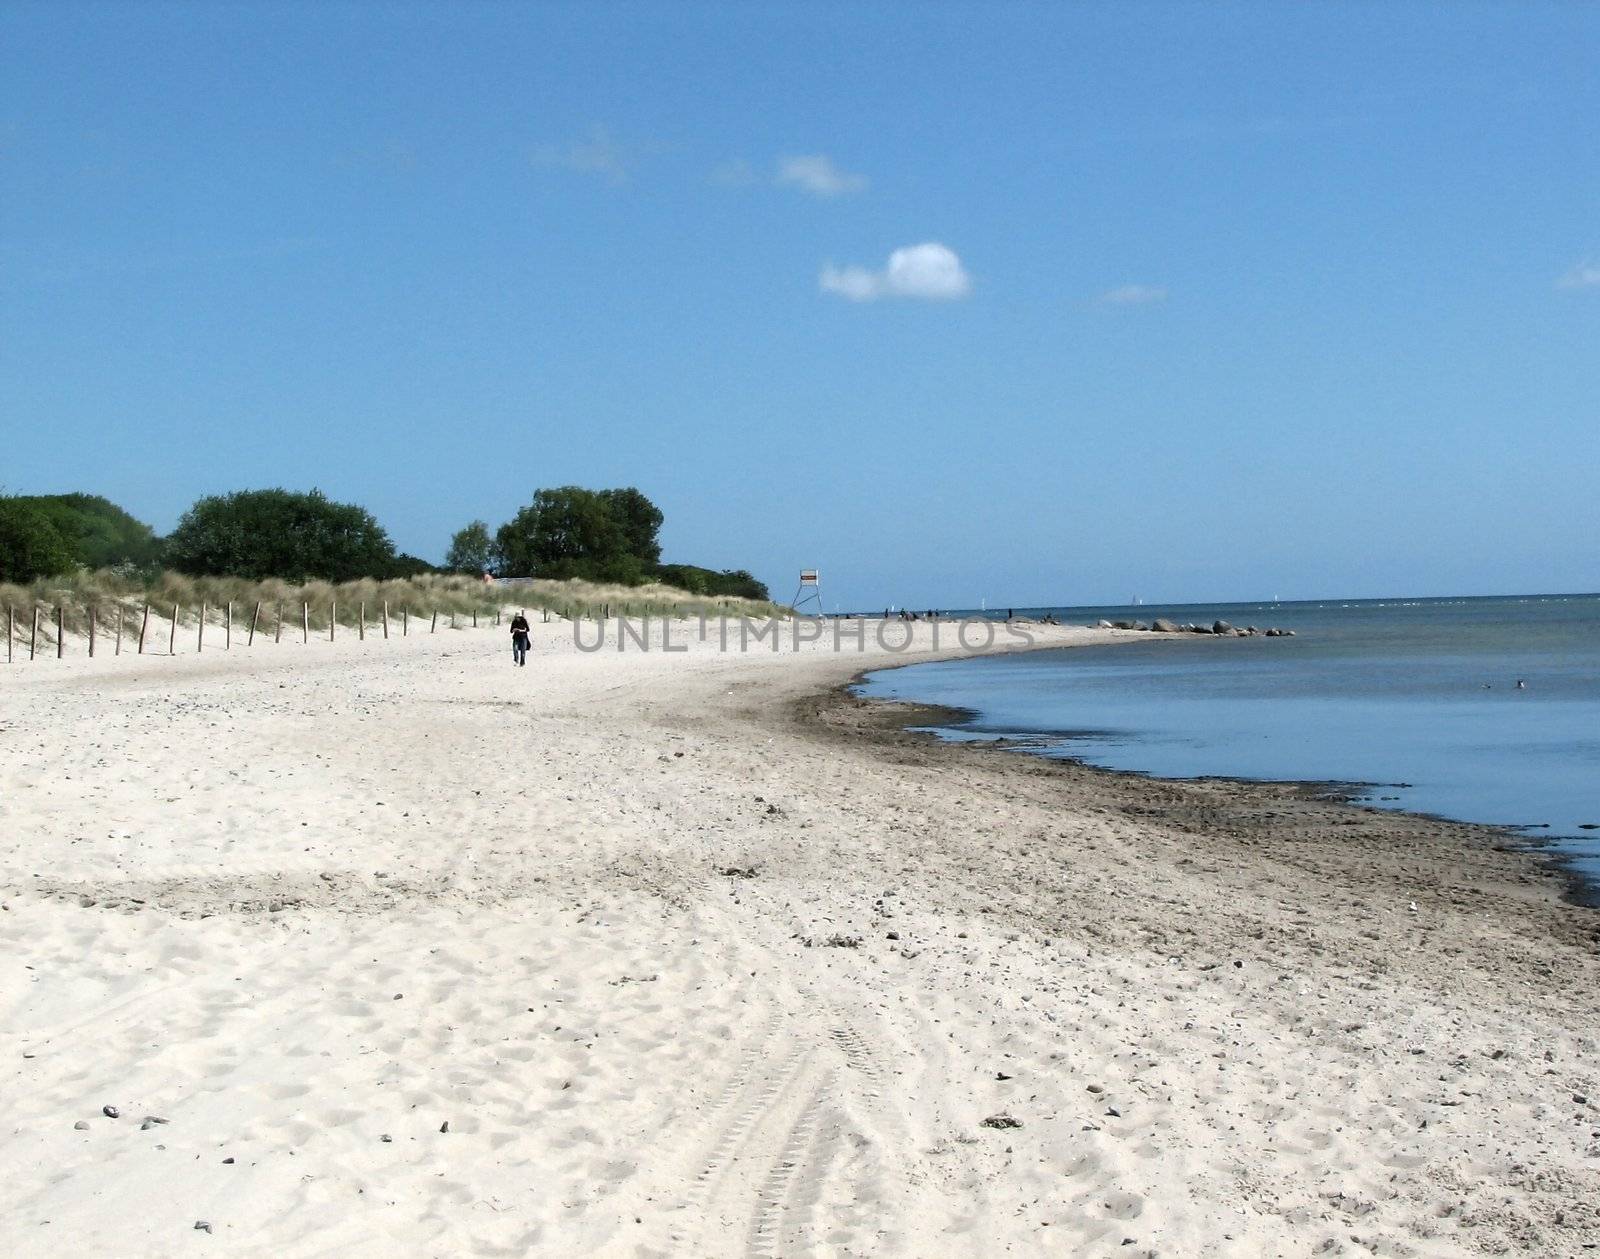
[839,650,1600,913]
[793,661,1600,980]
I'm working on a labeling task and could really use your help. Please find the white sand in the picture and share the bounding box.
[2,616,1596,1257]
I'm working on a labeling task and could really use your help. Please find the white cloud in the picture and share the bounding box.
[820,242,972,303]
[1556,261,1600,290]
[778,154,867,197]
[531,124,632,185]
[1099,284,1169,306]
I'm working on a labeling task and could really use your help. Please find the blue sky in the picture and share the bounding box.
[3,2,1596,608]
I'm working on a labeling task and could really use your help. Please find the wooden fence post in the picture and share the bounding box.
[358,601,365,641]
[6,605,12,663]
[225,602,232,650]
[31,606,39,660]
[403,605,409,636]
[169,603,178,656]
[138,603,149,654]
[329,601,336,641]
[89,607,96,657]
[115,604,124,655]
[302,602,310,643]
[382,601,389,639]
[198,602,206,652]
[431,609,438,633]
[56,605,64,658]
[472,609,478,628]
[275,602,283,644]
[248,601,261,646]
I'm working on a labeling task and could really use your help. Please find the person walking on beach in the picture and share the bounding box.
[509,610,531,667]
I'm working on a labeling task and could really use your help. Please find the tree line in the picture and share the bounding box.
[0,486,769,601]
[442,486,768,600]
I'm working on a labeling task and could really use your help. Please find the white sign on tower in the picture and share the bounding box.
[792,568,823,616]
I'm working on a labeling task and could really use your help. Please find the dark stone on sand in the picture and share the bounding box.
[1213,620,1233,634]
[1151,618,1180,633]
[102,1105,119,1119]
[1189,624,1212,633]
[439,1120,449,1133]
[1112,620,1137,630]
[980,1113,1023,1129]
[74,1120,89,1130]
[194,1221,212,1233]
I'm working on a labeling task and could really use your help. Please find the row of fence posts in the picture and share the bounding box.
[3,599,748,663]
[3,601,509,662]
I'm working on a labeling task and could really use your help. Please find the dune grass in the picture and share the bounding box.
[1,570,787,652]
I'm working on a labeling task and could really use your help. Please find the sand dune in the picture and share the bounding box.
[2,617,1596,1256]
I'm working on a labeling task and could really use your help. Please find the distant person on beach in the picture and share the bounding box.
[509,610,531,667]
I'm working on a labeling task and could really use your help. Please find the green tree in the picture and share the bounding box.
[597,487,664,567]
[165,488,399,582]
[0,498,78,583]
[11,493,161,571]
[494,486,640,582]
[445,520,495,575]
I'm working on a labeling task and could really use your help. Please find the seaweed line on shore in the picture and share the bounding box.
[796,657,1600,916]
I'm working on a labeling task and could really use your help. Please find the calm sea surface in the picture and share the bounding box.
[854,595,1600,903]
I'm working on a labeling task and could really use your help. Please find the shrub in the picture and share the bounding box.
[165,488,399,582]
[10,493,162,571]
[656,563,770,601]
[0,498,77,583]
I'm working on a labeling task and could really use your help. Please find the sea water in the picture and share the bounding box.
[854,595,1600,902]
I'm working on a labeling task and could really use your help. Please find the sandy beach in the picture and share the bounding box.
[2,617,1597,1257]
